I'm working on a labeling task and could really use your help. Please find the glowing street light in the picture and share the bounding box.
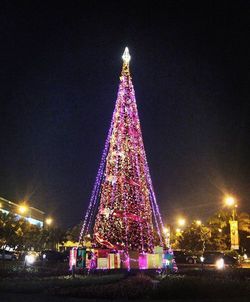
[224,195,237,220]
[45,217,53,226]
[224,196,236,207]
[178,218,186,227]
[19,205,28,214]
[216,258,225,270]
[163,227,169,234]
[163,226,170,248]
[196,220,202,226]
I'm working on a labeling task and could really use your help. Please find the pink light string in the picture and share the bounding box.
[79,49,165,250]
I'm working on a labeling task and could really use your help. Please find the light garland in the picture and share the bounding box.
[79,48,165,252]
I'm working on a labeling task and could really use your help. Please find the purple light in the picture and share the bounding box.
[129,80,164,245]
[79,49,165,252]
[79,108,115,242]
[139,253,148,269]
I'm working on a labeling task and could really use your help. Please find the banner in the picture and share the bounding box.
[229,220,239,250]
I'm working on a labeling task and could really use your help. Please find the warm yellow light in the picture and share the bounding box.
[224,196,236,207]
[163,227,169,234]
[176,228,181,233]
[19,205,28,214]
[0,202,2,208]
[216,258,225,269]
[178,218,186,227]
[45,217,53,225]
[196,220,202,226]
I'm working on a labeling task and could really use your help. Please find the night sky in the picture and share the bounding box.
[0,1,249,228]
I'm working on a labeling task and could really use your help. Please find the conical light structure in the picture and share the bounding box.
[79,48,164,252]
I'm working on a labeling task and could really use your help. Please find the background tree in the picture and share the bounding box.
[175,210,250,253]
[0,212,25,251]
[21,223,45,251]
[238,212,250,253]
[43,226,66,250]
[238,212,250,233]
[66,223,82,242]
[205,211,230,250]
[0,212,66,252]
[177,221,210,252]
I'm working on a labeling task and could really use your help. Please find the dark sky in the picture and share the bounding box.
[0,1,249,229]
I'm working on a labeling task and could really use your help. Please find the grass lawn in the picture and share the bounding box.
[0,269,250,300]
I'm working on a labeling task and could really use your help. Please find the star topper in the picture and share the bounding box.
[122,47,131,63]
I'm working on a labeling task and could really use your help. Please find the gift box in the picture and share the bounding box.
[139,253,148,269]
[85,250,97,269]
[76,248,86,268]
[138,253,162,269]
[153,246,164,268]
[69,248,77,270]
[108,253,121,269]
[128,251,139,269]
[147,253,161,269]
[97,257,108,269]
[94,249,110,258]
[119,251,130,269]
[163,249,178,272]
[86,257,91,269]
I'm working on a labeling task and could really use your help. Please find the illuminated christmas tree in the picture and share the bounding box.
[79,48,164,253]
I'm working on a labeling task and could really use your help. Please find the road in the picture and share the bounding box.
[176,262,250,270]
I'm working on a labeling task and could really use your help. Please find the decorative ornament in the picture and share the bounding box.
[100,207,112,218]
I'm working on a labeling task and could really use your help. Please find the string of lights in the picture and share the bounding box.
[79,48,164,252]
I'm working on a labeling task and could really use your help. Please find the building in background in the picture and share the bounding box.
[0,196,45,227]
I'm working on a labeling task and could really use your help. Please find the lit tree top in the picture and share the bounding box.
[122,47,131,64]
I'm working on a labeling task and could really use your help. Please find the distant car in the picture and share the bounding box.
[24,251,40,265]
[173,250,197,264]
[200,251,239,266]
[41,250,68,262]
[0,250,17,261]
[223,254,239,265]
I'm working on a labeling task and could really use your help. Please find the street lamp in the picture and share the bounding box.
[225,196,235,207]
[163,226,170,248]
[224,195,237,220]
[224,195,239,250]
[178,218,186,227]
[45,217,53,226]
[196,220,202,226]
[18,205,28,214]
